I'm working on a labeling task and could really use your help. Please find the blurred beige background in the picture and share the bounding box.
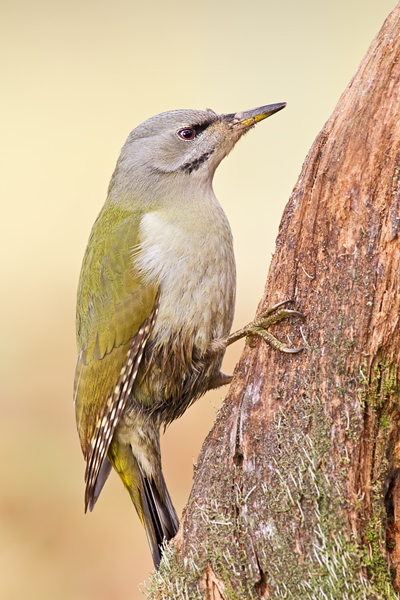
[0,0,396,598]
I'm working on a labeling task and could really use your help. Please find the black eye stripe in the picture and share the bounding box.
[191,121,213,135]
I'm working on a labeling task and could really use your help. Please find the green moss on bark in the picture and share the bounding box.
[146,362,399,599]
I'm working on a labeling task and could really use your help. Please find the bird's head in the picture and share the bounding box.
[108,103,286,201]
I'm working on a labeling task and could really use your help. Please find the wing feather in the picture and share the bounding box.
[84,296,160,511]
[74,201,159,509]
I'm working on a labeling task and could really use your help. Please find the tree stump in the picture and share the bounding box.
[147,4,400,598]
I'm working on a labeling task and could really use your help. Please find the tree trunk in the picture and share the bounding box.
[147,4,400,599]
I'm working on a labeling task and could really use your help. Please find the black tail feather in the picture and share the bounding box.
[140,468,179,567]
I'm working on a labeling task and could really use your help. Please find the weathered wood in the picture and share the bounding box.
[147,4,400,598]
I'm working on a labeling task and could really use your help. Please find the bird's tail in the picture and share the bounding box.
[108,439,179,567]
[139,464,179,566]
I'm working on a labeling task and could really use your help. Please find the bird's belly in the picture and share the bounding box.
[131,208,236,416]
[154,246,235,352]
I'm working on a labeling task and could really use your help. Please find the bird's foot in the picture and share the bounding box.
[226,299,304,354]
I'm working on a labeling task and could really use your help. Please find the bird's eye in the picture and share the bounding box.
[178,128,195,140]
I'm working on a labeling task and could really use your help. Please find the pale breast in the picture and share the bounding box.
[134,201,236,355]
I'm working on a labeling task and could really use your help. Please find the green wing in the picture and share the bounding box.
[73,200,158,509]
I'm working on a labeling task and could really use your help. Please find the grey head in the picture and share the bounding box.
[108,103,286,201]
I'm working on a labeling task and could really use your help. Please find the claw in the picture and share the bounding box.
[258,299,295,319]
[284,310,304,319]
[270,299,295,310]
[280,346,304,354]
[259,300,304,321]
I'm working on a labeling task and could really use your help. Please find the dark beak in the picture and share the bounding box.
[221,102,286,127]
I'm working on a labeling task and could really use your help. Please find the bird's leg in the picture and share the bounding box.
[204,300,304,391]
[226,299,304,354]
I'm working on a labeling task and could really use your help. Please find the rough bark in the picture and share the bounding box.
[147,4,400,599]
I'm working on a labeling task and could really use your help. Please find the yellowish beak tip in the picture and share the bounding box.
[239,102,286,128]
